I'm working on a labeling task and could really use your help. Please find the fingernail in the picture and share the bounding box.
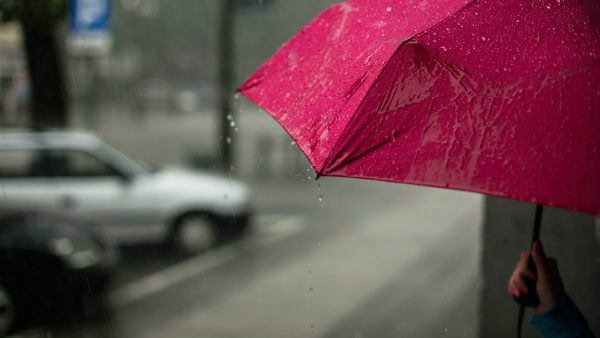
[511,289,521,298]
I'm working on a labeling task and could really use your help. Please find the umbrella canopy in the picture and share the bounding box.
[239,0,600,215]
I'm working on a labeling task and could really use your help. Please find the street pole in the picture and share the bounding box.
[21,17,69,129]
[218,0,234,171]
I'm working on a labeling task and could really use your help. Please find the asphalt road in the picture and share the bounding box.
[13,178,483,338]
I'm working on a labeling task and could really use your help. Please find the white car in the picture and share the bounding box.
[0,130,251,254]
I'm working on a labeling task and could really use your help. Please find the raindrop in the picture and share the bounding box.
[309,287,314,292]
[441,46,448,52]
[308,269,312,274]
[386,7,392,12]
[444,328,449,333]
[226,137,232,144]
[230,121,236,127]
[223,193,229,199]
[316,181,324,202]
[227,114,233,121]
[233,92,240,100]
[310,323,315,329]
[481,36,487,42]
[234,127,239,132]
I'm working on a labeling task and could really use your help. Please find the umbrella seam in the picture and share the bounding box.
[319,39,409,174]
[411,0,480,41]
[320,0,480,175]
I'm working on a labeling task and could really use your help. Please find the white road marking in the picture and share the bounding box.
[109,247,237,307]
[109,214,304,307]
[252,214,305,245]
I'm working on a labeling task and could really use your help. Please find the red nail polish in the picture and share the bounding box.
[512,289,521,298]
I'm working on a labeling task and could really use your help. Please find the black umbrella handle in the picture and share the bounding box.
[514,204,543,307]
[515,204,544,338]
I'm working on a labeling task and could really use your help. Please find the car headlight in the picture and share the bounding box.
[48,238,103,269]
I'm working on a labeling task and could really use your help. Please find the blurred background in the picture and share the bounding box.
[0,1,598,337]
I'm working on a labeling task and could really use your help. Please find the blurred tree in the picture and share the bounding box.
[0,0,69,128]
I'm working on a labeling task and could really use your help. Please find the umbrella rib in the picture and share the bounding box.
[324,120,422,175]
[320,0,481,174]
[318,40,410,174]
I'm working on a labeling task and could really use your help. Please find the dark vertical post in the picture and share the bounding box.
[218,0,234,171]
[21,21,69,129]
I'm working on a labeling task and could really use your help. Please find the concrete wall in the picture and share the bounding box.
[480,197,599,337]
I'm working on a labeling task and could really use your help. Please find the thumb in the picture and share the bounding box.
[531,241,548,275]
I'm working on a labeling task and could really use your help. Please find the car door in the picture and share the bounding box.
[50,148,162,227]
[1,147,162,239]
[0,147,62,208]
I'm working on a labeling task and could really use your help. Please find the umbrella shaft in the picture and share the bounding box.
[530,204,544,246]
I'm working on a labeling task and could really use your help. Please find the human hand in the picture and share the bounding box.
[508,241,565,314]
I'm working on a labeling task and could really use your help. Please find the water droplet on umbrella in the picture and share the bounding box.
[227,114,233,121]
[226,137,232,144]
[386,7,392,12]
[309,287,313,292]
[230,121,236,127]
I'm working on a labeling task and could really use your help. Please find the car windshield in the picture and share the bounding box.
[97,143,152,176]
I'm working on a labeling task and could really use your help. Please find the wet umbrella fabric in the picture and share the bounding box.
[239,0,600,216]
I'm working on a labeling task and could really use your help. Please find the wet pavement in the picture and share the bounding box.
[12,179,482,338]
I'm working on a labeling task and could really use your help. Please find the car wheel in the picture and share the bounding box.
[0,283,16,336]
[171,214,218,255]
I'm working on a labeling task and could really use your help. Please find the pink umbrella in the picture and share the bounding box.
[240,0,600,216]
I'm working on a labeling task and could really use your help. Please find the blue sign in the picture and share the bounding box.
[70,0,111,33]
[69,0,112,55]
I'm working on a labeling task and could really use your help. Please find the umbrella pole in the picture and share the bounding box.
[530,204,544,245]
[517,204,544,338]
